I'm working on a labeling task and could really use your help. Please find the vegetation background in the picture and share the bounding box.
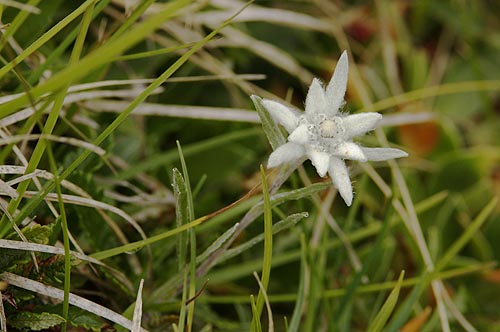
[0,0,499,331]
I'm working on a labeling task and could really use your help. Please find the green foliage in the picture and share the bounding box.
[8,311,65,331]
[367,271,405,332]
[65,307,103,332]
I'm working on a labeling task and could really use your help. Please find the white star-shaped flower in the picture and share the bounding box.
[262,51,408,206]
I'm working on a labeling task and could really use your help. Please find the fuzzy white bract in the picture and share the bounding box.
[262,51,408,206]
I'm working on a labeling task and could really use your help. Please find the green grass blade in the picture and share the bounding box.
[176,141,197,332]
[385,271,430,332]
[219,212,308,263]
[435,197,498,271]
[46,145,70,332]
[367,271,405,332]
[173,168,189,272]
[250,295,262,332]
[255,165,273,316]
[287,234,308,332]
[196,222,240,264]
[177,270,189,332]
[107,0,156,42]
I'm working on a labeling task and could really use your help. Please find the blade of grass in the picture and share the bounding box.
[385,271,431,332]
[173,168,189,272]
[132,279,145,332]
[250,295,262,332]
[287,234,308,332]
[176,141,197,332]
[0,288,5,332]
[435,197,497,271]
[107,0,156,42]
[253,272,275,332]
[46,143,71,332]
[253,165,273,321]
[196,222,240,264]
[360,80,500,113]
[201,262,493,304]
[177,270,188,332]
[367,271,405,332]
[219,212,308,263]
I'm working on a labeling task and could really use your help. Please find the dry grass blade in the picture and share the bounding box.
[0,272,149,332]
[253,271,274,332]
[0,287,6,332]
[195,5,330,32]
[85,100,260,122]
[0,239,104,265]
[20,191,147,241]
[0,0,41,13]
[0,134,106,156]
[0,199,39,272]
[132,279,145,332]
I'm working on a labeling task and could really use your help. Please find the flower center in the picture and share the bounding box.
[319,117,344,138]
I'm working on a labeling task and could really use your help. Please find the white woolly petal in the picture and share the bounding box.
[262,99,300,133]
[333,142,367,161]
[360,147,409,161]
[307,149,330,177]
[305,78,327,116]
[288,124,310,144]
[267,142,306,168]
[325,51,348,114]
[343,112,382,138]
[328,157,353,206]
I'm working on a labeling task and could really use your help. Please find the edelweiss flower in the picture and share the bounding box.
[262,51,408,206]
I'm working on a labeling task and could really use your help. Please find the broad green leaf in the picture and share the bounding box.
[8,311,65,331]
